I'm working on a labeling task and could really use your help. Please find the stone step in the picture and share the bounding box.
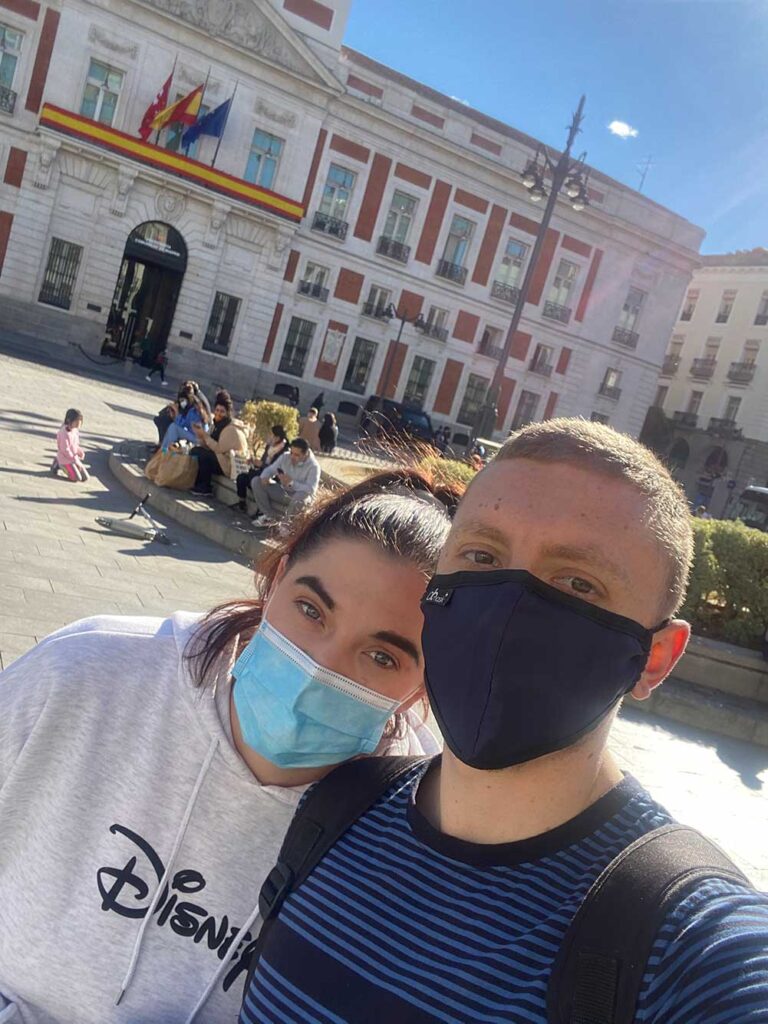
[676,635,768,705]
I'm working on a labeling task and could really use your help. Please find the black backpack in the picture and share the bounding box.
[246,755,750,1023]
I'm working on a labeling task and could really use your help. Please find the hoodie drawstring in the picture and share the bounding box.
[183,907,263,1024]
[115,737,219,1006]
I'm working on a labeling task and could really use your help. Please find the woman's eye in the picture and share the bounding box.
[296,600,321,621]
[462,549,499,567]
[554,575,597,597]
[368,650,397,669]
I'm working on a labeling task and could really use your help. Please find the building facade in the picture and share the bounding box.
[652,251,768,514]
[0,0,703,439]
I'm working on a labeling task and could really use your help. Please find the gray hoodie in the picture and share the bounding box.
[0,613,437,1023]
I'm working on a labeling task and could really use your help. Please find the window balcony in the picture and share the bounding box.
[0,85,17,115]
[436,259,468,285]
[715,313,730,324]
[529,359,553,378]
[661,354,681,376]
[297,279,329,302]
[543,300,572,324]
[612,325,639,349]
[362,300,391,320]
[707,417,743,440]
[479,337,504,360]
[727,361,756,384]
[672,410,698,428]
[754,313,768,326]
[312,211,348,240]
[419,322,448,342]
[491,281,521,305]
[376,236,410,263]
[680,309,693,322]
[598,383,621,401]
[690,357,717,379]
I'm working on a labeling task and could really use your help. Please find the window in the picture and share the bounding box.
[203,292,240,355]
[423,305,449,340]
[724,396,742,422]
[0,23,22,94]
[704,337,720,360]
[529,342,554,375]
[754,292,768,325]
[618,287,646,332]
[457,373,489,426]
[403,356,435,408]
[548,259,580,307]
[511,390,540,430]
[38,238,83,310]
[687,391,703,415]
[363,285,391,318]
[165,98,210,158]
[343,336,377,394]
[590,412,610,424]
[80,59,123,126]
[670,337,684,357]
[298,262,330,301]
[496,238,528,287]
[654,384,669,409]
[384,191,417,243]
[244,129,283,189]
[479,326,503,357]
[716,290,736,324]
[742,340,760,364]
[680,289,698,321]
[278,316,316,377]
[442,215,475,266]
[319,164,356,220]
[603,367,622,390]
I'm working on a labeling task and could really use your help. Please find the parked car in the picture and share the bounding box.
[360,396,435,444]
[732,485,768,532]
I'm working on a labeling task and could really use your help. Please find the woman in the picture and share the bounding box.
[190,391,248,498]
[161,383,209,449]
[0,470,459,1024]
[319,412,338,455]
[233,425,289,513]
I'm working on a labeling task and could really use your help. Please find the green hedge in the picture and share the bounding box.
[240,400,300,456]
[682,518,768,649]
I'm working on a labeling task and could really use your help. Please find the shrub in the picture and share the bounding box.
[681,518,768,649]
[240,400,299,456]
[418,453,477,490]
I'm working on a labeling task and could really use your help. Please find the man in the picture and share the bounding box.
[241,418,768,1023]
[298,406,322,453]
[250,437,320,529]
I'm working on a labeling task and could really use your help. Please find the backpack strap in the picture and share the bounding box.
[548,823,750,1024]
[244,754,429,996]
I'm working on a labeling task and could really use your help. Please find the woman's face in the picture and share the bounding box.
[213,404,228,422]
[265,537,428,706]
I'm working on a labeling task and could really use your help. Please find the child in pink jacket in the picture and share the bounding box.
[53,408,89,482]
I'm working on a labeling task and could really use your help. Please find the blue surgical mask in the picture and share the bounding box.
[231,619,402,769]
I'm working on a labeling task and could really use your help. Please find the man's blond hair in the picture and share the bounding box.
[496,417,693,615]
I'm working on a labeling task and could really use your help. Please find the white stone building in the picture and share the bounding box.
[0,0,704,440]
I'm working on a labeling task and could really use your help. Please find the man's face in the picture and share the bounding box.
[290,447,306,465]
[438,459,671,629]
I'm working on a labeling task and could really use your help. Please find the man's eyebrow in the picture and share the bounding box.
[372,631,421,665]
[294,575,335,610]
[542,544,630,585]
[450,519,510,548]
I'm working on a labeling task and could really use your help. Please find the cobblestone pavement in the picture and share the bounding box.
[1,344,766,886]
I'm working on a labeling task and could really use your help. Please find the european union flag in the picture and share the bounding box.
[182,98,231,149]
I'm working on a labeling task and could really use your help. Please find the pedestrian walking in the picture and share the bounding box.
[145,349,169,386]
[298,406,322,453]
[52,408,89,482]
[318,412,338,454]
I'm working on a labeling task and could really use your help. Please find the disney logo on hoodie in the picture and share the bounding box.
[97,823,258,991]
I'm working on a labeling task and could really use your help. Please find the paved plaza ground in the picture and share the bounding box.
[0,340,766,886]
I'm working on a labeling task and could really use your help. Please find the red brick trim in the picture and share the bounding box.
[575,248,603,323]
[25,7,58,113]
[414,179,451,265]
[0,211,13,275]
[330,133,370,165]
[527,229,560,306]
[496,377,516,430]
[283,249,299,283]
[472,202,506,286]
[3,147,27,188]
[433,358,463,415]
[377,340,407,398]
[394,162,432,190]
[555,347,571,375]
[543,392,559,420]
[509,211,540,236]
[411,104,444,129]
[509,330,531,362]
[262,303,284,364]
[471,131,502,156]
[334,267,365,304]
[453,310,479,345]
[283,0,333,30]
[315,320,348,381]
[398,289,423,319]
[302,128,327,212]
[454,188,488,215]
[0,0,39,19]
[562,235,592,258]
[353,152,391,241]
[347,73,383,99]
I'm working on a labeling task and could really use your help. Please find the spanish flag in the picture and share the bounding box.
[150,84,204,132]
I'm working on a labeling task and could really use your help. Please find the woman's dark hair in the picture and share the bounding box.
[271,424,287,441]
[64,408,82,427]
[322,413,336,428]
[214,391,233,417]
[186,468,462,688]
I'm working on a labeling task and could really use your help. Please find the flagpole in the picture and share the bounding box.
[185,65,211,156]
[211,80,238,168]
[155,54,177,146]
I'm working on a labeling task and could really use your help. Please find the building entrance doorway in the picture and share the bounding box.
[102,222,187,361]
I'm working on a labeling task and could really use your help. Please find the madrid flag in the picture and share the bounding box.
[150,84,204,133]
[138,73,172,141]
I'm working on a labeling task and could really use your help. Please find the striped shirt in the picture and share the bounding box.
[241,767,768,1023]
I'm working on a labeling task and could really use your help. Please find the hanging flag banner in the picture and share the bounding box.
[150,84,204,132]
[181,97,231,150]
[138,72,173,141]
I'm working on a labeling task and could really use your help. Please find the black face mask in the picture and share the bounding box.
[421,570,664,771]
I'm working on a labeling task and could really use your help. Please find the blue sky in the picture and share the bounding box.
[345,0,768,255]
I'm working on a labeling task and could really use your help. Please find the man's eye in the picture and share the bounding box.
[296,600,321,621]
[368,650,397,669]
[462,549,499,566]
[554,575,596,596]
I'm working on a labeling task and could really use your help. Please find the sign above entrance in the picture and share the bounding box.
[39,104,304,223]
[125,222,187,271]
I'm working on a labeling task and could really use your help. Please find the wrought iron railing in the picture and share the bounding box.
[298,279,329,302]
[491,281,521,305]
[672,410,698,428]
[690,357,717,379]
[0,85,16,115]
[707,417,742,439]
[436,259,468,285]
[376,236,410,263]
[312,211,348,240]
[528,359,553,377]
[543,300,572,324]
[612,325,639,348]
[727,361,756,384]
[598,383,621,400]
[362,300,390,320]
[419,322,448,342]
[661,354,681,376]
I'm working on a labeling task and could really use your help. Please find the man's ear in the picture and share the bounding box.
[631,619,690,701]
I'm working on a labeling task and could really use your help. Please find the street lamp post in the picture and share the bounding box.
[475,95,590,440]
[379,303,426,399]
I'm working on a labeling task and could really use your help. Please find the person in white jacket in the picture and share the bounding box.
[0,469,460,1024]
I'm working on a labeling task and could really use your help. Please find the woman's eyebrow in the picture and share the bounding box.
[295,575,335,610]
[372,631,420,665]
